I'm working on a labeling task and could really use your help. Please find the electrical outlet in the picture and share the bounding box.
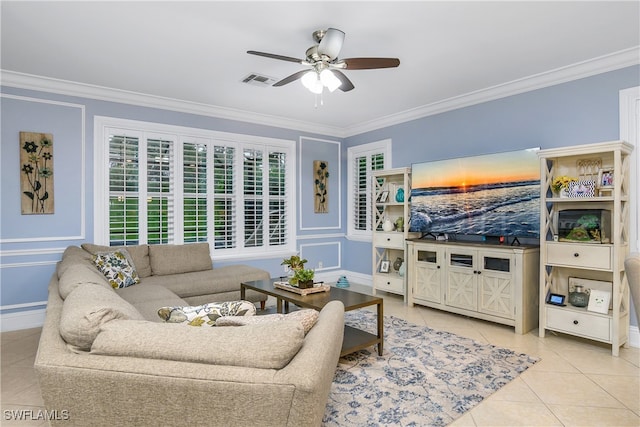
[318,262,323,269]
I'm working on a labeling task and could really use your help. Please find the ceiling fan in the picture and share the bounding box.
[247,28,400,93]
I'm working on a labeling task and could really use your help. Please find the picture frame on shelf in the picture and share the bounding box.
[377,191,389,203]
[379,260,390,273]
[587,289,611,314]
[567,180,595,198]
[598,168,614,188]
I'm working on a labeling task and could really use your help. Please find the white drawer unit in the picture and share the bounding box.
[545,242,612,270]
[373,232,405,249]
[374,276,404,294]
[546,306,611,342]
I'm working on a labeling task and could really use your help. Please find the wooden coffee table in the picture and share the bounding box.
[241,279,384,356]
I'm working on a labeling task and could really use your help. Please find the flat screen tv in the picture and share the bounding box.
[409,148,540,239]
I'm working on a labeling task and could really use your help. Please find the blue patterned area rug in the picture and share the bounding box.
[323,311,539,426]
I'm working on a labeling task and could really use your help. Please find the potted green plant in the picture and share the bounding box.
[281,255,308,273]
[293,268,315,289]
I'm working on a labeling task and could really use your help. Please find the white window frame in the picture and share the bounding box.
[94,116,296,260]
[347,139,391,241]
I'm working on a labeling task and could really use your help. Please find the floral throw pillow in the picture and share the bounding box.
[157,300,256,327]
[93,250,140,289]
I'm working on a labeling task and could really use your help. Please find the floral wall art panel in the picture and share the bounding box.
[314,160,329,213]
[20,131,54,214]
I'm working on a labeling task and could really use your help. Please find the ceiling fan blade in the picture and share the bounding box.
[318,28,345,59]
[332,70,355,92]
[273,70,310,87]
[247,50,304,64]
[342,57,400,70]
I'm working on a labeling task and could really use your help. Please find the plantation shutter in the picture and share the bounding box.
[183,142,207,243]
[146,138,174,244]
[212,145,236,249]
[268,150,287,246]
[354,156,368,231]
[352,151,385,232]
[108,134,140,246]
[243,148,263,248]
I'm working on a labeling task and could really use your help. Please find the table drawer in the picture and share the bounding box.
[374,275,404,294]
[545,242,612,270]
[546,306,611,342]
[373,232,405,249]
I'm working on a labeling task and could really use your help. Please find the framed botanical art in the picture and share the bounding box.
[20,131,54,214]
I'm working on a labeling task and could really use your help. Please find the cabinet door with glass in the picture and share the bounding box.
[478,251,515,319]
[413,245,445,304]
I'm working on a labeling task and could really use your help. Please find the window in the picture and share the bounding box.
[95,117,295,259]
[347,139,391,240]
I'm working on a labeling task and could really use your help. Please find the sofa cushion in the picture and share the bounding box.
[157,300,256,326]
[93,249,140,289]
[57,246,94,278]
[58,263,112,299]
[116,283,187,322]
[142,265,269,298]
[216,309,319,335]
[91,319,304,369]
[60,283,145,351]
[82,243,151,278]
[148,243,212,276]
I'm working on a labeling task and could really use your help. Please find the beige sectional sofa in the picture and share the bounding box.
[35,243,346,426]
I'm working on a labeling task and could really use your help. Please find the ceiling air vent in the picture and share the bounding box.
[241,73,277,87]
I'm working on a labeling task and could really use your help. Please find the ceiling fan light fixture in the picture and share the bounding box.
[301,71,323,94]
[320,69,341,92]
[317,28,345,59]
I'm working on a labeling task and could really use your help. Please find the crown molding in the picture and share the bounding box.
[0,70,346,138]
[2,46,638,139]
[343,46,640,137]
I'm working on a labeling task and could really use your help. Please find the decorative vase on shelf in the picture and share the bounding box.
[393,257,404,271]
[395,187,405,203]
[398,263,406,277]
[382,217,394,232]
[559,188,570,198]
[568,285,589,307]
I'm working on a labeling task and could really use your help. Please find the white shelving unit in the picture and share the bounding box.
[538,140,633,356]
[371,167,418,300]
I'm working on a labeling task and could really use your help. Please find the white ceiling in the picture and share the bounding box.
[2,1,639,136]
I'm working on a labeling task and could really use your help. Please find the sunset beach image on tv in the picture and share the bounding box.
[409,148,540,238]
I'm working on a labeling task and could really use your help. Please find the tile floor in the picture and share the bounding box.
[1,286,639,426]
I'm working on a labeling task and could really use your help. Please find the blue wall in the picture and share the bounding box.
[1,64,639,326]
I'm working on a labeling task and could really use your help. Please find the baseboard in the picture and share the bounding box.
[629,325,640,349]
[315,269,372,287]
[1,308,47,332]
